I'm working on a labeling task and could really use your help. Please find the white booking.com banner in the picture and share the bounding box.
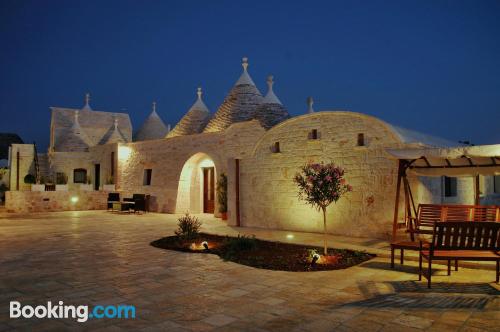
[10,301,136,322]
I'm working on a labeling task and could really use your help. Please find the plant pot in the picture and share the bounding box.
[103,184,116,191]
[79,184,93,191]
[56,184,68,191]
[221,212,228,220]
[31,184,45,192]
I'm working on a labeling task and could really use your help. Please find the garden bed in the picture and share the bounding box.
[150,233,374,272]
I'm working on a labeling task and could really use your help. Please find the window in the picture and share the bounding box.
[143,169,152,186]
[443,176,457,197]
[494,175,500,194]
[73,169,87,184]
[271,142,280,153]
[357,133,365,146]
[309,129,318,140]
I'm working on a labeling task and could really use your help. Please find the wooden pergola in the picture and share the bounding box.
[385,144,500,241]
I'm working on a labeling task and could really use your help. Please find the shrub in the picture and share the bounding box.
[175,213,202,240]
[223,234,257,254]
[216,173,228,213]
[24,174,36,184]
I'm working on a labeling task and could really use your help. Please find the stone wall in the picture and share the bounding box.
[116,120,266,213]
[8,144,36,191]
[5,190,108,213]
[237,112,407,239]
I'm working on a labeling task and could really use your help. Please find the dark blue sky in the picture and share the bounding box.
[1,0,499,150]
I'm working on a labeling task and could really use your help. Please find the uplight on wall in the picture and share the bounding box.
[70,196,79,203]
[118,145,132,161]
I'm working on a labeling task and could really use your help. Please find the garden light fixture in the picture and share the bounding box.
[202,241,209,250]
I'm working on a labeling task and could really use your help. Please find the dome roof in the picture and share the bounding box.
[56,111,91,152]
[100,119,128,144]
[254,76,290,129]
[167,88,211,138]
[134,102,169,141]
[203,57,264,133]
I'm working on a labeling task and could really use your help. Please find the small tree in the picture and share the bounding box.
[216,173,228,213]
[293,162,352,255]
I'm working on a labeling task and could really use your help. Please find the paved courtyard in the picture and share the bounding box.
[0,211,499,331]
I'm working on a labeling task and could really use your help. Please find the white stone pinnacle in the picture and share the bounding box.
[82,93,92,111]
[307,96,314,113]
[262,75,282,105]
[235,56,256,86]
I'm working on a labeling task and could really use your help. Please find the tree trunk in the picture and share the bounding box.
[322,206,327,255]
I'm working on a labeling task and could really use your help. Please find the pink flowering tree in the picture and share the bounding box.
[293,162,352,255]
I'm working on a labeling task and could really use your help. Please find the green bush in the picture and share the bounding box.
[225,234,257,251]
[175,213,202,240]
[24,174,36,184]
[216,173,227,213]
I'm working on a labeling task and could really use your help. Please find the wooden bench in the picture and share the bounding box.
[391,204,500,268]
[419,221,500,288]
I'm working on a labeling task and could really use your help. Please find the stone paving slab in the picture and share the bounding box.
[0,211,499,331]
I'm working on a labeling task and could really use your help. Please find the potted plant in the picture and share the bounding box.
[24,173,39,191]
[55,173,68,191]
[80,175,93,191]
[293,162,352,255]
[103,175,115,191]
[216,173,228,220]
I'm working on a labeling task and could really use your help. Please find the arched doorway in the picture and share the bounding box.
[175,152,217,214]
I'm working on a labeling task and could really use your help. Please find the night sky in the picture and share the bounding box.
[1,0,499,151]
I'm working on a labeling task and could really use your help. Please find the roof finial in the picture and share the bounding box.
[152,101,157,113]
[82,92,92,111]
[242,57,248,72]
[307,96,314,113]
[267,75,274,92]
[75,110,79,122]
[197,87,202,100]
[114,118,118,129]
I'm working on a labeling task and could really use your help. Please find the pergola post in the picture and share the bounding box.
[474,175,480,205]
[392,160,404,242]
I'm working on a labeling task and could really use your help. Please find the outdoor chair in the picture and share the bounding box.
[107,192,120,210]
[124,194,149,213]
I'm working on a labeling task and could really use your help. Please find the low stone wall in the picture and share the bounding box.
[5,190,109,213]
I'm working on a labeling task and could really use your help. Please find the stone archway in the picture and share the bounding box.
[175,152,217,215]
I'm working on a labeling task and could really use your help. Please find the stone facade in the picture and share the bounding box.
[236,112,406,238]
[5,190,108,213]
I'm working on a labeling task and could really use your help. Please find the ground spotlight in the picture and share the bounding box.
[312,253,320,266]
[202,241,209,250]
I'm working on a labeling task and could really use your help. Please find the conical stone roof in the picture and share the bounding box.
[134,102,169,141]
[254,76,290,129]
[100,119,128,144]
[56,111,91,152]
[203,57,264,133]
[167,88,211,138]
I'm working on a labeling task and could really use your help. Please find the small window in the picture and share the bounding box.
[309,129,318,140]
[73,169,87,184]
[357,133,365,146]
[271,142,280,153]
[143,169,152,186]
[443,176,457,197]
[494,175,500,194]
